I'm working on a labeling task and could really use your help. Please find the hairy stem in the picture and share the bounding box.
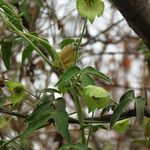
[87,111,94,145]
[74,18,87,65]
[72,87,86,144]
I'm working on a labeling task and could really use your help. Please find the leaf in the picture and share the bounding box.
[119,89,135,103]
[23,95,53,138]
[132,139,150,147]
[22,113,51,139]
[80,73,95,86]
[56,66,81,85]
[39,38,55,60]
[135,96,146,124]
[58,82,71,94]
[53,110,71,143]
[22,44,34,62]
[26,101,50,123]
[113,119,129,133]
[1,0,23,31]
[59,38,75,49]
[110,90,135,128]
[25,33,55,60]
[76,0,104,23]
[144,119,150,137]
[82,85,110,112]
[59,143,89,150]
[82,66,113,84]
[0,40,12,70]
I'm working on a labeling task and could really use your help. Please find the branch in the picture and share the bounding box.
[84,107,150,123]
[0,107,27,118]
[1,106,150,124]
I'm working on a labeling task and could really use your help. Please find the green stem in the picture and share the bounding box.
[74,18,87,65]
[86,111,94,145]
[0,11,64,70]
[72,87,86,144]
[24,33,65,70]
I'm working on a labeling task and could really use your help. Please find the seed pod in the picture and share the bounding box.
[54,44,77,69]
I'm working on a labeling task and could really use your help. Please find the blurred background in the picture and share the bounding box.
[0,0,150,149]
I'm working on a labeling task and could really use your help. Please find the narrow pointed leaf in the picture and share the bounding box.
[22,44,34,62]
[82,66,113,84]
[1,0,23,31]
[53,110,71,143]
[59,38,75,49]
[0,40,12,70]
[56,66,81,85]
[22,113,51,139]
[110,90,135,128]
[80,73,95,86]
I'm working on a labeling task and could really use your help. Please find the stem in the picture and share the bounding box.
[24,33,65,70]
[86,111,94,145]
[0,11,64,69]
[72,87,86,144]
[74,18,87,65]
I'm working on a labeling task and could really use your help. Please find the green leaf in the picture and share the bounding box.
[53,110,71,143]
[110,90,135,128]
[135,96,146,124]
[5,80,26,105]
[25,33,55,60]
[22,44,34,62]
[82,66,113,84]
[59,143,89,150]
[56,66,81,85]
[59,38,76,49]
[113,119,129,133]
[144,119,150,137]
[132,139,150,147]
[76,0,104,23]
[23,95,53,138]
[1,0,23,31]
[58,82,71,94]
[80,73,95,86]
[0,40,12,70]
[26,101,51,123]
[82,85,110,112]
[22,113,51,139]
[119,89,135,103]
[39,38,55,60]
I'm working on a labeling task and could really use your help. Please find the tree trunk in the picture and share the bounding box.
[113,0,150,73]
[113,0,150,50]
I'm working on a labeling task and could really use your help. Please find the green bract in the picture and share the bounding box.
[5,80,26,105]
[82,85,110,112]
[76,0,104,23]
